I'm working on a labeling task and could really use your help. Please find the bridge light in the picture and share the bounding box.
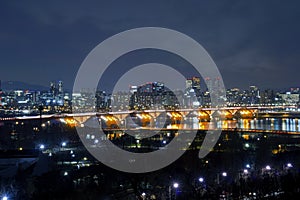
[100,116,108,121]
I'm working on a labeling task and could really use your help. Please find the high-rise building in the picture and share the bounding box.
[137,82,165,94]
[186,77,201,90]
[129,85,137,94]
[192,77,201,89]
[95,91,109,111]
[185,79,192,89]
[50,82,56,96]
[185,77,202,108]
[58,81,63,94]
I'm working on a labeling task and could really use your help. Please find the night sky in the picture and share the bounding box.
[1,1,300,92]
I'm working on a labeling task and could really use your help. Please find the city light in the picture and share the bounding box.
[173,182,179,188]
[64,171,68,176]
[243,169,248,174]
[198,177,204,183]
[61,142,66,147]
[39,144,45,150]
[141,192,146,196]
[246,164,251,169]
[222,172,227,177]
[287,163,293,168]
[266,165,271,170]
[2,196,8,200]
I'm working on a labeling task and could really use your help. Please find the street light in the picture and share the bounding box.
[287,163,293,168]
[61,142,66,147]
[246,164,251,169]
[2,196,8,200]
[217,172,227,184]
[173,182,179,188]
[39,144,45,150]
[199,177,204,183]
[265,165,271,170]
[169,182,179,200]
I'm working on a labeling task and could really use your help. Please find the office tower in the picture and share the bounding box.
[129,85,137,94]
[192,76,201,89]
[58,81,63,94]
[186,79,192,89]
[50,82,56,95]
[186,77,200,90]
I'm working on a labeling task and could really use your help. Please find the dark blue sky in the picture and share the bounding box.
[1,0,300,91]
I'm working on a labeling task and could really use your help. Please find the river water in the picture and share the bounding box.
[182,118,300,132]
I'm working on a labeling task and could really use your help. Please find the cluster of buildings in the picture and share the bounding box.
[1,78,300,116]
[95,77,300,111]
[0,80,71,116]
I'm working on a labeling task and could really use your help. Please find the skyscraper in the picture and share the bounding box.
[50,82,56,96]
[58,81,63,94]
[186,77,201,90]
[192,77,201,89]
[185,79,192,89]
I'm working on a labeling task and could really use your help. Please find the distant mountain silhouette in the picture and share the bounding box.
[1,81,49,91]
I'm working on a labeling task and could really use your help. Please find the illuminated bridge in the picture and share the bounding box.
[1,107,258,123]
[1,106,300,134]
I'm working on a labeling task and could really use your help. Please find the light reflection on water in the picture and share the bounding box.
[184,118,300,132]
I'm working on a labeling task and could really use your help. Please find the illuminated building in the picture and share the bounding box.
[184,77,202,108]
[186,77,200,90]
[58,81,63,94]
[95,91,110,111]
